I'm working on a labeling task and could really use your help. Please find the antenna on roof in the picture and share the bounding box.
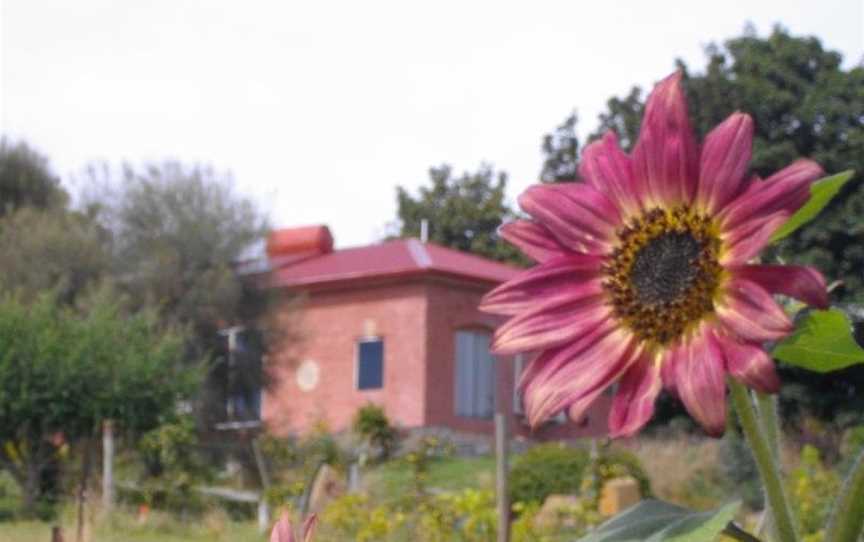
[420,219,429,243]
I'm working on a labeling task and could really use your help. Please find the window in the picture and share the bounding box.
[357,339,384,390]
[215,326,263,429]
[454,330,495,418]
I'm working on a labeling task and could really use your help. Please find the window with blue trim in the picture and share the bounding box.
[357,339,384,390]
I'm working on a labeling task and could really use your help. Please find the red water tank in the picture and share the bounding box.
[267,225,334,259]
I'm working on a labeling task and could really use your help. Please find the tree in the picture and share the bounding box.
[540,112,581,183]
[82,161,270,337]
[0,207,111,304]
[395,164,526,264]
[0,137,67,217]
[81,161,272,425]
[0,288,197,515]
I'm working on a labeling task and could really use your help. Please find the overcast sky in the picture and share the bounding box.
[1,1,862,248]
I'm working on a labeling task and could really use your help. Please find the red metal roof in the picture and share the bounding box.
[269,238,519,289]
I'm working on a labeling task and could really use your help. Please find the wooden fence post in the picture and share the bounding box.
[102,419,114,511]
[495,413,511,542]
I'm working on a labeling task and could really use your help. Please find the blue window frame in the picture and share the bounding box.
[357,339,384,390]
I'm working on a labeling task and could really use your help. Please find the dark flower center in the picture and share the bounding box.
[630,232,702,305]
[603,206,723,346]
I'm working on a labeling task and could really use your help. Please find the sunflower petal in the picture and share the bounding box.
[721,210,789,265]
[516,318,618,393]
[491,295,610,355]
[518,183,619,254]
[675,327,727,437]
[717,278,793,342]
[271,514,296,542]
[697,112,754,214]
[719,159,824,229]
[523,329,637,427]
[717,336,780,394]
[499,220,568,263]
[732,264,828,309]
[608,355,663,438]
[632,72,699,207]
[579,131,640,216]
[480,256,604,315]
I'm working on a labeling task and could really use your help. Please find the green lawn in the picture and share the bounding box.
[363,454,496,502]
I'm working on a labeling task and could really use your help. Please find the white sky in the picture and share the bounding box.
[1,1,862,248]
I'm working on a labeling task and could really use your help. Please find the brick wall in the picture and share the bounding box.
[263,273,613,439]
[263,279,428,435]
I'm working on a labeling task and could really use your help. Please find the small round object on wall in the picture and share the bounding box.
[296,360,320,392]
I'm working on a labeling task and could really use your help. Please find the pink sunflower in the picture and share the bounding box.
[480,72,828,438]
[270,513,318,542]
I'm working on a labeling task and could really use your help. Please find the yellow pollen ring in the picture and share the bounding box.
[603,205,724,349]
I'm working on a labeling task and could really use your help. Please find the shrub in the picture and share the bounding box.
[417,489,497,542]
[788,445,840,541]
[353,403,398,461]
[320,494,404,542]
[591,448,653,499]
[509,443,590,505]
[137,416,213,513]
[302,421,347,468]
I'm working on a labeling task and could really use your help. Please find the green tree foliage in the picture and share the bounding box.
[0,137,67,217]
[540,112,581,183]
[90,161,270,333]
[396,164,526,265]
[0,288,197,515]
[82,161,273,425]
[0,207,110,304]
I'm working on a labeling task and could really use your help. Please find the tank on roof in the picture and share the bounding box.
[267,225,333,258]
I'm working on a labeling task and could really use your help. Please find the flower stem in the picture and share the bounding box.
[729,379,798,542]
[825,447,864,542]
[755,392,780,460]
[754,392,781,540]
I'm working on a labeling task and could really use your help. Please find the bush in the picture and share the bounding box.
[591,448,653,499]
[418,489,497,541]
[788,445,840,541]
[302,421,347,468]
[320,494,404,542]
[137,417,213,514]
[353,403,398,461]
[509,443,590,505]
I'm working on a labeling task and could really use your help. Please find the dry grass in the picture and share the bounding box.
[623,435,726,509]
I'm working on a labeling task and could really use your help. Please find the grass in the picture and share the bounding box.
[362,454,496,502]
[0,456,495,542]
[0,507,263,542]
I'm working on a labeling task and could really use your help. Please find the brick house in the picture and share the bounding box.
[261,225,611,440]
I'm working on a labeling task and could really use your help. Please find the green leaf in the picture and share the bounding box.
[577,500,740,542]
[772,309,864,372]
[770,170,855,243]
